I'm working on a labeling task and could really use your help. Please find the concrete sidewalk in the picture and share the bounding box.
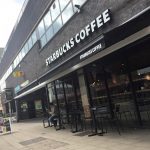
[0,119,150,150]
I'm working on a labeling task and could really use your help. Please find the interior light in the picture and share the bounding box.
[145,75,150,80]
[112,79,117,84]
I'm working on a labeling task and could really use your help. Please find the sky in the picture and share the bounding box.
[0,0,25,48]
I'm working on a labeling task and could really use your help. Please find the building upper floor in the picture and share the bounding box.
[0,48,4,62]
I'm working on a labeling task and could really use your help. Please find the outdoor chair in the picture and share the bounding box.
[115,103,135,124]
[94,106,121,135]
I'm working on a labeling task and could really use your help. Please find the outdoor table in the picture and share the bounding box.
[69,110,83,133]
[88,106,108,136]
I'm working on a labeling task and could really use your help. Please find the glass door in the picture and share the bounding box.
[35,100,43,117]
[19,101,29,119]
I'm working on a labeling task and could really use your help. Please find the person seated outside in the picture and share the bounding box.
[48,103,59,128]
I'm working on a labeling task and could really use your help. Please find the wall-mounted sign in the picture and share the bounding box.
[14,80,29,94]
[20,80,29,88]
[14,85,21,94]
[13,71,24,78]
[46,9,111,66]
[80,41,105,60]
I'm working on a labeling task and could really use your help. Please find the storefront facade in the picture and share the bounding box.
[0,0,149,127]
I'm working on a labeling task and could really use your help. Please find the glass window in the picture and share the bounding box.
[31,31,37,45]
[50,0,61,21]
[28,37,33,50]
[15,57,18,67]
[46,26,54,41]
[40,35,47,48]
[9,65,13,74]
[21,47,26,58]
[59,0,70,11]
[44,11,52,30]
[53,16,63,34]
[62,2,74,24]
[86,65,108,107]
[18,52,23,62]
[16,56,19,66]
[13,58,17,68]
[38,20,45,37]
[7,66,12,76]
[73,0,87,5]
[105,60,135,124]
[24,43,29,54]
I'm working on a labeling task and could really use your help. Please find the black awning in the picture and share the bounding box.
[105,7,150,47]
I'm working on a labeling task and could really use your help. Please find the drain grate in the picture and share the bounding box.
[20,137,47,146]
[29,139,68,149]
[20,137,69,149]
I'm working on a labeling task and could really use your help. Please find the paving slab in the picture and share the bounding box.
[0,119,150,150]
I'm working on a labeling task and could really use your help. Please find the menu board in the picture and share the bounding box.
[0,117,11,134]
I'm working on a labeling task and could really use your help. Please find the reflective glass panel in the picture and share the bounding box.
[46,26,54,41]
[44,11,52,30]
[73,0,86,5]
[8,66,12,74]
[53,16,63,34]
[62,2,74,24]
[50,0,61,21]
[86,65,108,107]
[28,37,33,50]
[31,31,37,45]
[40,35,47,48]
[21,47,26,58]
[13,59,17,68]
[24,43,29,54]
[16,56,19,66]
[59,0,70,11]
[18,52,23,62]
[38,20,45,37]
